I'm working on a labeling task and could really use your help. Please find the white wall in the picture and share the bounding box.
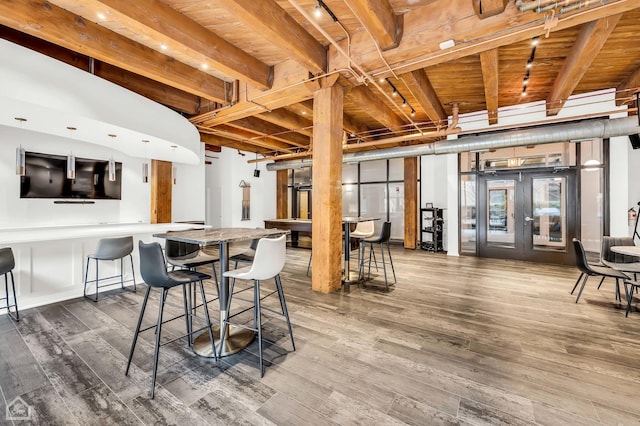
[628,138,640,241]
[206,148,276,228]
[0,125,206,228]
[1,126,149,227]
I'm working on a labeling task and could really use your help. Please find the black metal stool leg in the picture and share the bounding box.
[183,284,192,347]
[126,286,151,375]
[275,275,295,351]
[575,274,590,303]
[8,271,19,321]
[150,288,167,399]
[255,279,264,378]
[387,241,396,283]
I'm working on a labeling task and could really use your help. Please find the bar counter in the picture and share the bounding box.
[0,223,194,311]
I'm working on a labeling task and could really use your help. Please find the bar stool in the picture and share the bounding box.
[219,234,295,377]
[0,247,19,322]
[126,241,216,399]
[360,222,396,290]
[84,236,136,302]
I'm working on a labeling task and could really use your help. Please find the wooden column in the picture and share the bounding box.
[404,157,418,249]
[150,159,172,223]
[276,169,288,219]
[311,82,343,293]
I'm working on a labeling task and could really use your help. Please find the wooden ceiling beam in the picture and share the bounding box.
[0,0,228,102]
[224,0,326,74]
[48,0,273,90]
[400,69,447,126]
[200,133,272,155]
[343,0,402,50]
[479,49,499,125]
[258,108,313,138]
[616,65,640,106]
[547,15,622,116]
[226,117,310,148]
[472,0,508,19]
[329,0,639,80]
[201,125,296,153]
[0,25,201,114]
[288,100,369,136]
[346,86,405,130]
[190,60,314,126]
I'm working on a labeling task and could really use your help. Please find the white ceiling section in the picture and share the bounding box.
[0,38,201,165]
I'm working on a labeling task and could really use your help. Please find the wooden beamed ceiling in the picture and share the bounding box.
[1,0,639,156]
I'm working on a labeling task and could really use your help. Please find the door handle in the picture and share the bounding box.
[524,216,534,222]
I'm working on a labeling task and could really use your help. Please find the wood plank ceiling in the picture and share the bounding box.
[1,0,639,160]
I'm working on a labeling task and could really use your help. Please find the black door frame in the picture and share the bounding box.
[477,168,578,265]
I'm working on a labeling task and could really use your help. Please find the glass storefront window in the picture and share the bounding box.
[460,174,476,253]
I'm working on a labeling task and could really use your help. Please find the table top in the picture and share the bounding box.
[342,216,379,224]
[611,245,640,256]
[153,227,289,246]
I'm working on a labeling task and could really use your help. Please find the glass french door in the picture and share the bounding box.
[478,169,577,264]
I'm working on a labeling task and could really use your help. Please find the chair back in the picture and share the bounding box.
[165,239,200,259]
[573,238,594,275]
[379,222,392,243]
[94,236,134,260]
[138,241,173,288]
[354,221,375,237]
[0,247,15,275]
[601,236,639,264]
[242,235,286,280]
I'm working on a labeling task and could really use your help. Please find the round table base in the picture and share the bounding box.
[192,326,255,358]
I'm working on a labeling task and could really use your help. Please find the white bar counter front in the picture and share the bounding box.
[0,223,195,311]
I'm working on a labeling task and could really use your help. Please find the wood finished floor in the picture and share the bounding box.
[1,246,640,425]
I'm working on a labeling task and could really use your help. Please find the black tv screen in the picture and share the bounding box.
[20,152,122,199]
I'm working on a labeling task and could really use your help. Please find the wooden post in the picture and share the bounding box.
[150,159,172,223]
[276,169,288,219]
[311,82,343,293]
[404,157,418,249]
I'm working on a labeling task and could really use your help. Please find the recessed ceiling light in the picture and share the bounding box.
[201,63,208,70]
[97,12,106,20]
[170,144,178,149]
[301,111,307,115]
[379,78,385,83]
[314,4,323,18]
[108,134,117,138]
[532,37,539,46]
[160,44,168,51]
[142,139,149,143]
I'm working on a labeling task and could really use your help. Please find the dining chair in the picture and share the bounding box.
[219,234,295,377]
[360,221,396,290]
[0,247,19,322]
[126,241,216,399]
[571,238,628,303]
[84,236,136,302]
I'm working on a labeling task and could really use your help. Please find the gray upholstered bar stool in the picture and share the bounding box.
[0,247,19,322]
[219,234,295,377]
[126,241,216,399]
[84,236,136,302]
[359,221,396,290]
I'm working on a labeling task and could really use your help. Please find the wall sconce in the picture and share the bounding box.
[67,153,76,179]
[172,166,177,184]
[142,162,149,183]
[108,157,116,182]
[16,145,25,176]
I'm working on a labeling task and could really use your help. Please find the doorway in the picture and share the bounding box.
[477,169,577,264]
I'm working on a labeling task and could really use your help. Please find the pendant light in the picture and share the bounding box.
[583,140,601,171]
[108,157,116,182]
[65,126,77,179]
[14,118,27,176]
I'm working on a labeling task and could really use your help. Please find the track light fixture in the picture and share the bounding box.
[314,0,339,22]
[521,36,539,97]
[384,78,415,117]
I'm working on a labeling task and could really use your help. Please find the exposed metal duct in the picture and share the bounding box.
[266,116,640,171]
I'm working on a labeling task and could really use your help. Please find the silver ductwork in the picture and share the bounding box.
[266,116,640,171]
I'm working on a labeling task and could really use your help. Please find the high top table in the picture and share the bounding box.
[153,227,289,357]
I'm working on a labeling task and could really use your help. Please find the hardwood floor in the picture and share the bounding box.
[1,246,639,425]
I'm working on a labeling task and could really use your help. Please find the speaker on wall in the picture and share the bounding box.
[630,134,640,149]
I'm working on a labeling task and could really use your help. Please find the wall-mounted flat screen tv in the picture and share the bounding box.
[20,152,122,199]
